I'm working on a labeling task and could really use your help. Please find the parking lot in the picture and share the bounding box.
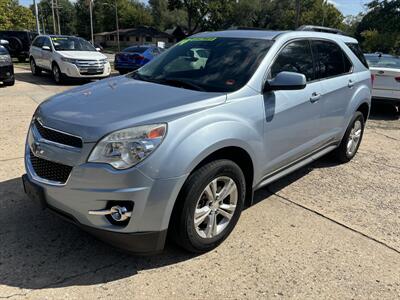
[0,67,399,299]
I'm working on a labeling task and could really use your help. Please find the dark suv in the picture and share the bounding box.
[0,31,37,62]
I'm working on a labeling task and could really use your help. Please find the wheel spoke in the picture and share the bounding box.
[194,206,211,226]
[203,185,214,201]
[205,213,217,238]
[218,207,233,220]
[210,179,218,200]
[218,179,236,202]
[220,203,236,213]
[347,139,353,152]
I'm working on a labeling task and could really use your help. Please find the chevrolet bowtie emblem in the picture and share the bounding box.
[32,142,44,155]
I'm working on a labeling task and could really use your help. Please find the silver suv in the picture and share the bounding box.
[23,29,372,254]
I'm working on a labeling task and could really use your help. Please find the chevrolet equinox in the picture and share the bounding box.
[23,29,372,254]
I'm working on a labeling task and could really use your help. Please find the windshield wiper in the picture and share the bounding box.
[159,78,206,91]
[131,73,205,91]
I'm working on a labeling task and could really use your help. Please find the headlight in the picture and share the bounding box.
[61,57,78,64]
[0,54,11,66]
[88,124,167,169]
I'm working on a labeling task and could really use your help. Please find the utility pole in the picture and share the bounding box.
[55,0,61,34]
[322,0,327,26]
[295,0,301,29]
[89,0,94,45]
[115,1,120,52]
[51,0,56,34]
[33,0,40,34]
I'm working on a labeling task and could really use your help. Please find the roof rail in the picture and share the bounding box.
[297,25,347,36]
[228,26,267,31]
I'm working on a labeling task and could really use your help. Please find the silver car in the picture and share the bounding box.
[23,29,372,254]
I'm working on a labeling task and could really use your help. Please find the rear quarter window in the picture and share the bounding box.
[346,43,369,68]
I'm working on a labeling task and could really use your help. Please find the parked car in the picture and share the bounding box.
[0,40,14,86]
[365,53,400,106]
[0,30,37,62]
[23,28,371,254]
[114,45,163,74]
[29,35,111,84]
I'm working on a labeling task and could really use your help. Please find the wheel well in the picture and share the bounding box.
[191,146,254,206]
[357,102,370,122]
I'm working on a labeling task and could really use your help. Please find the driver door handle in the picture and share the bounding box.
[348,80,355,88]
[310,92,321,103]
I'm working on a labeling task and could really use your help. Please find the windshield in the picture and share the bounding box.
[0,46,8,55]
[365,55,400,69]
[133,37,274,92]
[51,36,96,51]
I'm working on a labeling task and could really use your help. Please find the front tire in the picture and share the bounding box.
[52,63,65,84]
[3,79,15,86]
[170,160,246,253]
[332,111,365,163]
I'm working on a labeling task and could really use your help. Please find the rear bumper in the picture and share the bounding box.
[114,62,141,71]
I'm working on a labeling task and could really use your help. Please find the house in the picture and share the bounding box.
[94,26,176,48]
[165,26,187,42]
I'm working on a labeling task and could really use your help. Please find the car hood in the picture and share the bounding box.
[58,51,107,60]
[36,76,226,142]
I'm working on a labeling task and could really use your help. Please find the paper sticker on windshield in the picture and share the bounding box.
[177,37,217,46]
[51,37,68,41]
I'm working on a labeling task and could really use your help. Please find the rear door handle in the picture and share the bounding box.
[310,92,321,103]
[348,80,355,88]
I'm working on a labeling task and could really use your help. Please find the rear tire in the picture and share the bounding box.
[30,58,41,76]
[332,111,365,163]
[170,160,246,253]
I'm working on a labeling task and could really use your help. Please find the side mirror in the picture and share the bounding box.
[0,39,9,46]
[264,71,307,92]
[42,45,51,51]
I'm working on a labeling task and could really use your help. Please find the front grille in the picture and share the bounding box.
[29,150,72,183]
[75,59,106,75]
[34,120,83,148]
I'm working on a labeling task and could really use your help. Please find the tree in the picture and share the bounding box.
[149,0,186,30]
[0,0,35,30]
[356,0,400,53]
[35,0,75,34]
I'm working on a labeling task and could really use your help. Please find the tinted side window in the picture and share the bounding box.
[42,37,52,48]
[32,37,44,48]
[346,43,369,68]
[312,40,351,79]
[271,40,315,81]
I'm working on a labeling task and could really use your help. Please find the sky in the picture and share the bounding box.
[20,0,371,17]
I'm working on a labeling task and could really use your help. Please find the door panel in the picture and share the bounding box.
[262,81,323,175]
[312,40,356,142]
[262,40,322,175]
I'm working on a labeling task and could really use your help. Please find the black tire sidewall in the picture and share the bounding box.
[340,112,365,161]
[176,160,246,252]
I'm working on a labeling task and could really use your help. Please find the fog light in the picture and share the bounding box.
[88,205,132,222]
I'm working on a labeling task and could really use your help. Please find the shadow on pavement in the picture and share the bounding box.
[0,177,196,290]
[369,102,399,121]
[14,70,89,86]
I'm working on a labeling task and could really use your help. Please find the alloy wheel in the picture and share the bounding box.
[53,66,60,83]
[194,176,238,239]
[346,120,362,156]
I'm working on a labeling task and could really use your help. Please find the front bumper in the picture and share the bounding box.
[0,65,14,81]
[23,122,187,253]
[22,173,167,254]
[59,61,112,79]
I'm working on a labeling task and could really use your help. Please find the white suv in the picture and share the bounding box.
[29,35,111,83]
